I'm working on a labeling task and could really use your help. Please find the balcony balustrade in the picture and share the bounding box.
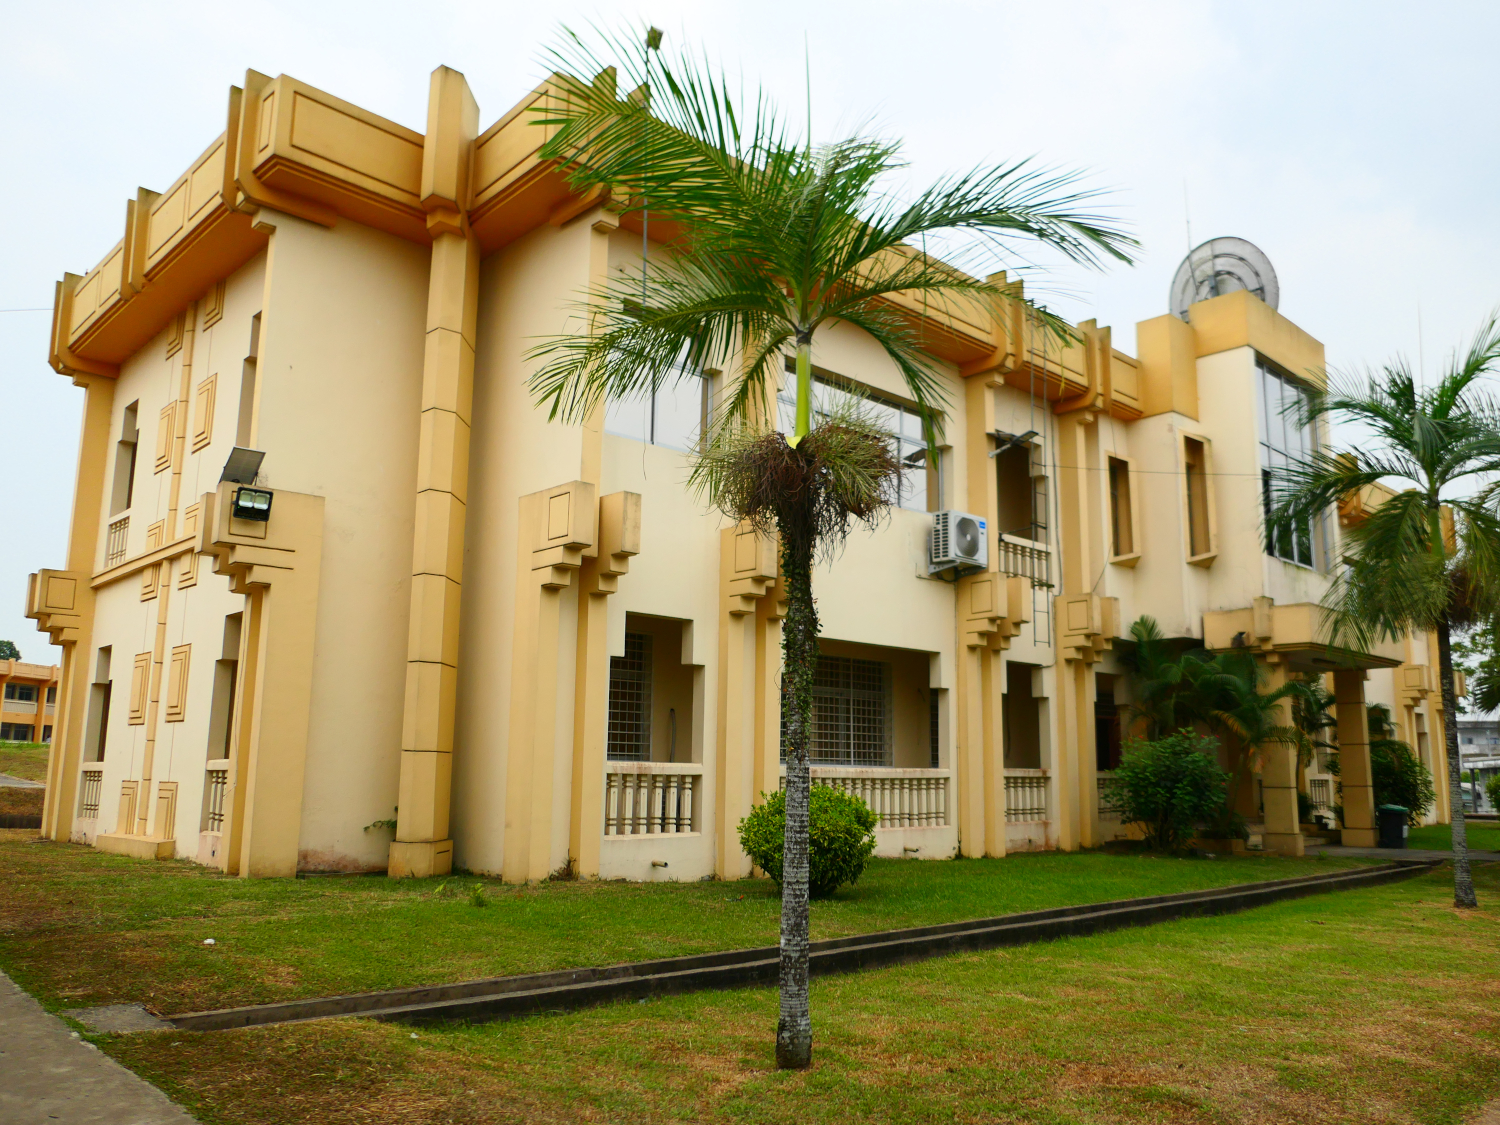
[997,533,1051,587]
[780,766,951,828]
[105,516,129,567]
[204,761,229,833]
[604,762,702,836]
[1004,768,1049,823]
[78,765,103,819]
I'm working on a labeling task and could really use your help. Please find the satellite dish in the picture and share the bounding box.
[1170,237,1279,321]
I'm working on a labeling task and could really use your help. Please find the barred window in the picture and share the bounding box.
[607,632,652,761]
[782,655,891,766]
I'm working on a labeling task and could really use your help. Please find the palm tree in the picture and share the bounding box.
[526,26,1134,1068]
[1266,316,1500,908]
[1119,617,1321,831]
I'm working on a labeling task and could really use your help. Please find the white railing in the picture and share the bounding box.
[204,761,229,833]
[106,516,129,567]
[781,766,951,828]
[604,762,702,836]
[1309,778,1333,812]
[3,699,38,714]
[997,534,1051,587]
[78,765,103,819]
[1004,768,1049,823]
[1097,773,1125,819]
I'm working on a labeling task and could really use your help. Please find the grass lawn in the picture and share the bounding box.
[0,740,49,781]
[30,855,1500,1125]
[1409,821,1500,853]
[0,833,1373,1016]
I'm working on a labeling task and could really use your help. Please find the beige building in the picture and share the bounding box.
[1,660,60,744]
[27,64,1453,878]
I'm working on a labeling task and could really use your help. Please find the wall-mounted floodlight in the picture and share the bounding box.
[232,487,273,523]
[988,430,1039,458]
[220,447,266,485]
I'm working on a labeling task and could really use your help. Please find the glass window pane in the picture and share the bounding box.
[899,440,927,511]
[652,371,704,452]
[605,390,651,444]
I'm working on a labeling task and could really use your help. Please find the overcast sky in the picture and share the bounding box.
[4,0,1499,663]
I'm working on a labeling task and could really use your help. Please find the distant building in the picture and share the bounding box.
[1,660,60,744]
[1458,718,1500,813]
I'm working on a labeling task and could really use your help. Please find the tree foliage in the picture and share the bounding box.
[1264,316,1500,908]
[525,23,1133,1069]
[1112,731,1231,852]
[0,640,20,661]
[738,787,879,897]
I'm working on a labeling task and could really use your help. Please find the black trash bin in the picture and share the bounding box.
[1377,805,1408,849]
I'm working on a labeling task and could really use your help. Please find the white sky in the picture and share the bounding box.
[4,0,1500,663]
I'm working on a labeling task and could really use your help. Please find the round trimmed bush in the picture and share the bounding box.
[738,786,879,897]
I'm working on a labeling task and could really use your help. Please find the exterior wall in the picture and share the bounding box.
[251,210,427,870]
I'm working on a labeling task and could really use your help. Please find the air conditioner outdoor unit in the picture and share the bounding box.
[929,510,988,574]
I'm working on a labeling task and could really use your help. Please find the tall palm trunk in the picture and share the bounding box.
[775,503,817,1069]
[1436,616,1479,907]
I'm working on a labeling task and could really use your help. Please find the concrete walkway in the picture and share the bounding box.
[1311,844,1500,862]
[0,971,196,1125]
[0,773,44,788]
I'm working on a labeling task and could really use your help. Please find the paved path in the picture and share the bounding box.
[1311,844,1500,862]
[0,971,196,1125]
[0,773,44,788]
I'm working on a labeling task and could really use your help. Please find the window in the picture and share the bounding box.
[1257,359,1321,568]
[1183,436,1213,560]
[45,687,56,704]
[606,632,653,760]
[236,313,261,448]
[4,684,36,703]
[1,724,35,741]
[42,725,52,743]
[777,373,934,512]
[85,647,111,764]
[605,363,708,453]
[110,402,138,515]
[782,655,891,766]
[995,445,1044,540]
[1108,457,1135,557]
[1094,676,1122,772]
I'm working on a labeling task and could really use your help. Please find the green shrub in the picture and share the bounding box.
[1370,739,1436,825]
[738,786,878,897]
[1485,773,1500,813]
[1113,730,1230,852]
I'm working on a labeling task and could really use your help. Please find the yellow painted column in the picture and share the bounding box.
[36,370,114,840]
[390,66,481,879]
[751,576,787,808]
[979,645,1007,857]
[716,524,777,877]
[502,482,595,883]
[954,641,984,857]
[570,492,640,878]
[1259,660,1304,856]
[199,482,326,877]
[1335,668,1377,846]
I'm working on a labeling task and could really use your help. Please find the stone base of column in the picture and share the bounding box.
[1339,827,1377,847]
[1261,831,1306,857]
[388,839,453,878]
